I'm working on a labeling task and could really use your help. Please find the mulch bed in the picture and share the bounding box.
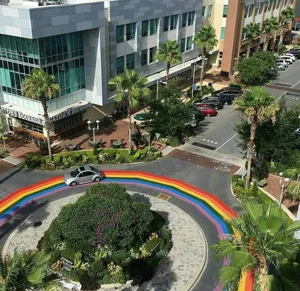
[263,174,299,216]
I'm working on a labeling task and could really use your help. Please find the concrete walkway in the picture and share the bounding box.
[4,192,207,291]
[178,143,244,168]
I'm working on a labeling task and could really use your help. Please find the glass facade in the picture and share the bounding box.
[126,53,135,69]
[186,36,193,51]
[149,19,158,35]
[170,15,178,30]
[223,5,228,17]
[0,32,85,100]
[141,49,148,66]
[182,13,187,27]
[149,47,157,63]
[220,27,226,40]
[142,21,148,37]
[180,38,186,53]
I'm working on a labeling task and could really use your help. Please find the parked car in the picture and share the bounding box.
[295,128,300,138]
[276,63,285,71]
[221,85,243,94]
[185,111,205,128]
[288,50,300,59]
[283,53,296,61]
[64,165,104,186]
[278,55,294,64]
[201,97,225,109]
[212,89,242,104]
[197,106,218,117]
[277,59,288,68]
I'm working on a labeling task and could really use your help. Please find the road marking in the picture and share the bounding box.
[215,133,238,151]
[292,80,300,88]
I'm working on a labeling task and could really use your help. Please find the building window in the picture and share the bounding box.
[126,23,136,41]
[142,21,148,37]
[163,16,169,32]
[187,11,195,25]
[267,0,271,11]
[116,25,124,43]
[207,5,213,18]
[277,0,281,8]
[182,13,187,27]
[116,56,124,74]
[21,120,43,134]
[248,4,254,17]
[186,36,193,51]
[150,19,158,35]
[54,113,83,133]
[141,49,148,66]
[260,2,264,13]
[149,47,157,63]
[220,27,226,40]
[242,28,247,40]
[255,2,260,14]
[223,5,228,17]
[126,53,135,69]
[180,38,186,53]
[290,0,293,4]
[202,6,206,18]
[170,15,178,30]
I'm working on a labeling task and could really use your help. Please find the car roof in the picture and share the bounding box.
[79,165,92,172]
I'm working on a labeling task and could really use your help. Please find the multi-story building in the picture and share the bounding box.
[0,0,202,140]
[221,0,297,77]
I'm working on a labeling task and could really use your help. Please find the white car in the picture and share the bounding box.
[279,55,293,64]
[277,59,288,68]
[282,53,296,61]
[276,63,285,71]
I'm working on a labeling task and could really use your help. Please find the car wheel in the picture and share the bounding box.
[94,177,101,182]
[207,114,211,117]
[70,181,78,187]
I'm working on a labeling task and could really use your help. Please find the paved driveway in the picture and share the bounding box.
[0,157,242,291]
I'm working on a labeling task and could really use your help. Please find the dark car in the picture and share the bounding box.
[211,90,237,105]
[195,97,224,110]
[222,84,243,93]
[288,50,300,59]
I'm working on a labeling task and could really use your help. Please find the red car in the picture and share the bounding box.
[197,106,218,117]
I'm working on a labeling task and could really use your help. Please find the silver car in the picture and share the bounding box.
[64,165,104,186]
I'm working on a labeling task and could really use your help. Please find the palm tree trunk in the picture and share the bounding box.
[246,121,257,189]
[263,36,269,52]
[246,41,251,58]
[278,29,284,53]
[127,95,132,153]
[199,50,206,89]
[166,62,170,86]
[41,97,52,161]
[259,257,269,291]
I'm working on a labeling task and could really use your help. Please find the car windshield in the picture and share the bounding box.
[90,166,98,173]
[70,169,80,177]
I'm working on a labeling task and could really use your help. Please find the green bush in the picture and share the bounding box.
[69,269,81,282]
[166,136,180,147]
[143,237,164,253]
[111,250,130,265]
[150,147,158,153]
[49,249,61,265]
[258,178,267,187]
[61,247,77,261]
[159,225,172,242]
[89,259,105,277]
[53,155,61,165]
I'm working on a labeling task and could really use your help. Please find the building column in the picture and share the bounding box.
[221,0,244,76]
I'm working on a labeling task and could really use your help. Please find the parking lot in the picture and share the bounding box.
[189,105,243,158]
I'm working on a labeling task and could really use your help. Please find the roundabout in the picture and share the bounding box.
[0,169,253,291]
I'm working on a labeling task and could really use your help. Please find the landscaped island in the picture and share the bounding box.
[38,183,172,289]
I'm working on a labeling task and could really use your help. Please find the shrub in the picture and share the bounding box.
[53,155,61,165]
[159,225,172,242]
[258,178,267,187]
[166,136,180,147]
[49,249,61,265]
[150,147,158,153]
[89,259,105,277]
[61,247,77,261]
[111,250,130,265]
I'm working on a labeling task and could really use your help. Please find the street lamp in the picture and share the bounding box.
[279,172,291,208]
[87,120,100,145]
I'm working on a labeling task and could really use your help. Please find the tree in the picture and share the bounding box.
[146,80,201,140]
[21,69,60,161]
[236,103,300,177]
[244,23,261,58]
[234,87,279,189]
[0,250,52,290]
[155,40,182,85]
[212,200,300,291]
[0,117,7,153]
[108,70,150,152]
[263,17,279,51]
[278,7,295,48]
[194,25,218,89]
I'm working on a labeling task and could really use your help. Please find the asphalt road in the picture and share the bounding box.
[189,105,243,158]
[0,157,242,291]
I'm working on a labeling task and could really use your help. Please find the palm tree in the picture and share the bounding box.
[108,70,151,152]
[193,25,218,89]
[0,250,51,290]
[263,17,279,51]
[278,7,295,49]
[244,23,261,58]
[21,69,60,161]
[212,200,300,291]
[155,40,182,85]
[234,87,279,189]
[0,121,7,153]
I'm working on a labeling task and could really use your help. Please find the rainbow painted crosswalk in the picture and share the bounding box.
[0,170,254,291]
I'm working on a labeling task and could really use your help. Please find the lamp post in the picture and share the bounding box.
[87,120,100,145]
[279,172,291,208]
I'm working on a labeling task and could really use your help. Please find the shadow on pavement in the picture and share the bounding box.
[0,166,23,185]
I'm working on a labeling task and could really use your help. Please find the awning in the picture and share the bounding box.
[146,56,202,86]
[47,101,91,123]
[0,103,44,125]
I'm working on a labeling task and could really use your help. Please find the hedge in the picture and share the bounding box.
[22,147,161,170]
